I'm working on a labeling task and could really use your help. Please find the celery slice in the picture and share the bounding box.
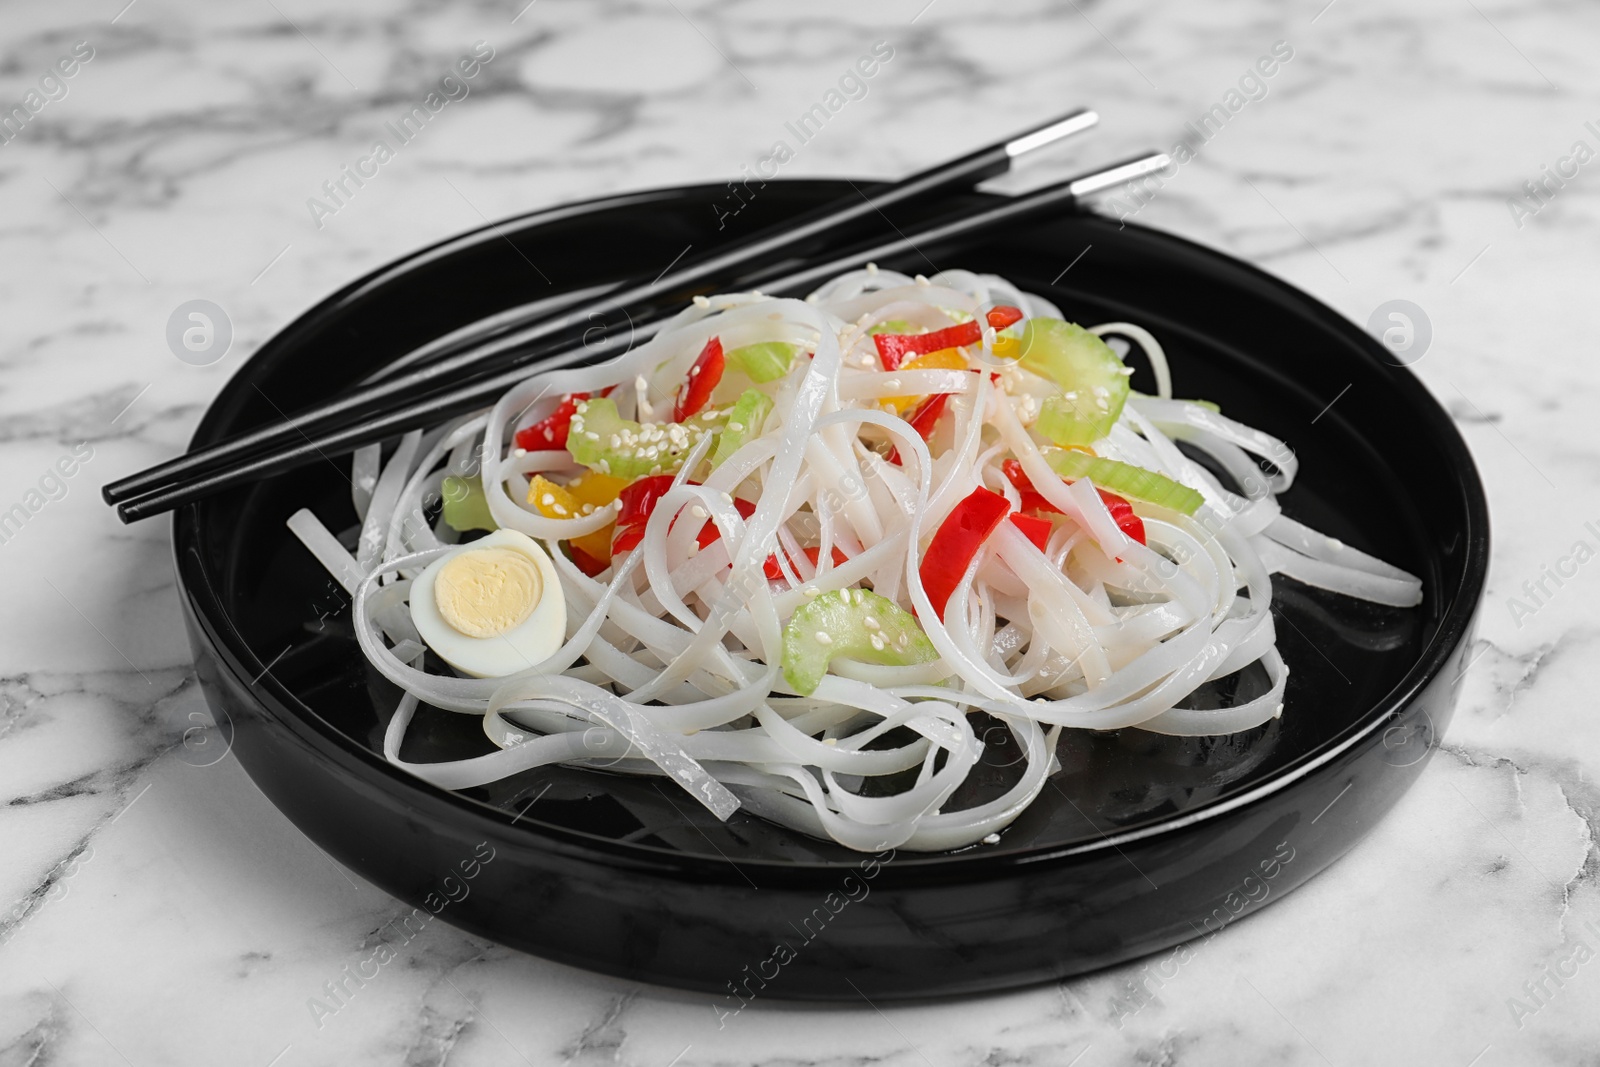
[1131,391,1221,413]
[1043,449,1204,515]
[441,475,496,532]
[1036,392,1117,446]
[1019,319,1129,442]
[567,398,719,480]
[725,342,797,383]
[711,389,773,468]
[781,588,937,696]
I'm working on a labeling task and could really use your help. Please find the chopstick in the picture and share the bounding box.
[103,108,1101,507]
[114,152,1170,524]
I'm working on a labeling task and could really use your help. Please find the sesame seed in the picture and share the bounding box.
[586,431,600,441]
[869,635,886,651]
[693,295,711,308]
[727,422,744,432]
[540,493,556,506]
[864,616,880,631]
[553,504,569,516]
[815,631,833,645]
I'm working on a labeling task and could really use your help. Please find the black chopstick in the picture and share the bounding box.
[103,109,1100,507]
[114,152,1169,525]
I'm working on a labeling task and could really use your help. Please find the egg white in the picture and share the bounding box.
[409,529,567,678]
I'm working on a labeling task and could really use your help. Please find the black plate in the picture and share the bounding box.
[173,180,1488,1000]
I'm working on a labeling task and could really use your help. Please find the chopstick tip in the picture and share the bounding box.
[1005,108,1100,159]
[1065,151,1172,199]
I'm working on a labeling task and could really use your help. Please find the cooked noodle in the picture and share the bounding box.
[289,267,1423,852]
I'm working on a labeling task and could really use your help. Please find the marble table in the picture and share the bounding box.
[2,0,1596,1063]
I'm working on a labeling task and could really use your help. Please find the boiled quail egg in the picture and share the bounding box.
[409,529,566,678]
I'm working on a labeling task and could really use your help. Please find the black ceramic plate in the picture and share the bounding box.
[174,180,1488,1000]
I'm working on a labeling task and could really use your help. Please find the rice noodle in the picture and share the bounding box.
[289,266,1424,852]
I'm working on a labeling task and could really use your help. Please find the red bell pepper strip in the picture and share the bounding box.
[1001,459,1146,545]
[1008,512,1054,552]
[919,486,1012,621]
[515,393,589,452]
[907,392,950,438]
[764,544,849,582]
[615,475,678,528]
[697,497,757,549]
[673,336,725,421]
[612,477,760,554]
[514,385,617,452]
[874,322,976,371]
[872,306,1024,371]
[986,305,1024,330]
[567,542,610,577]
[887,391,951,465]
[611,524,647,554]
[611,475,679,552]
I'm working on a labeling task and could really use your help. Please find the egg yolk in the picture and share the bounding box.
[433,546,543,639]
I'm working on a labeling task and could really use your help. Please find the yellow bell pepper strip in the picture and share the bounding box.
[528,475,615,568]
[564,471,629,508]
[882,347,968,411]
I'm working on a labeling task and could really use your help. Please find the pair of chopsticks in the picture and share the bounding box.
[106,109,1168,522]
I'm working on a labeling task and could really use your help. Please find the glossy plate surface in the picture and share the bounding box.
[174,181,1489,999]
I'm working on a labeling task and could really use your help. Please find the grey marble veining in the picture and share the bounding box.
[0,0,1596,1064]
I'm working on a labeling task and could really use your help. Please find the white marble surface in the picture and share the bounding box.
[1,0,1596,1063]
